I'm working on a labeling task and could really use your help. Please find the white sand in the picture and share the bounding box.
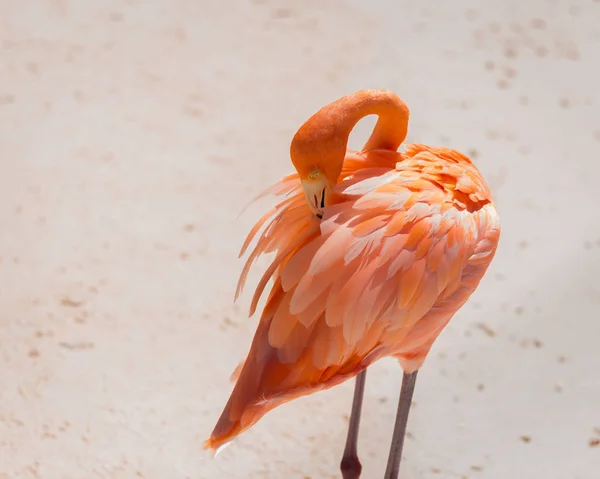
[1,1,599,478]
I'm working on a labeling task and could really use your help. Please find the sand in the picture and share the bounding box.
[1,0,599,478]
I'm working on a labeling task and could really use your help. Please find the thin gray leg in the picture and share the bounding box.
[383,371,418,479]
[340,369,367,479]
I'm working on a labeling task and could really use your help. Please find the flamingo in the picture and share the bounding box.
[204,89,501,478]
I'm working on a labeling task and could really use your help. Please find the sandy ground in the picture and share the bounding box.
[1,0,600,478]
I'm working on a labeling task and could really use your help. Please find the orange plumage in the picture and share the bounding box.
[204,89,500,458]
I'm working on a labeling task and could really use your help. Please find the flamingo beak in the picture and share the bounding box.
[301,174,331,219]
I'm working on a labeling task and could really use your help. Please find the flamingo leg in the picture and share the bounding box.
[383,371,418,479]
[340,369,367,479]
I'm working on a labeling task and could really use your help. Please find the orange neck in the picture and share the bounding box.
[290,89,410,182]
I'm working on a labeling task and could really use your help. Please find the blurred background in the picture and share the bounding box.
[1,0,599,478]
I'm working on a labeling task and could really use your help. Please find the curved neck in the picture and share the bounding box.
[290,89,410,182]
[339,89,410,152]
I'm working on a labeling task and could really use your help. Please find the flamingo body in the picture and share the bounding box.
[204,90,500,459]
